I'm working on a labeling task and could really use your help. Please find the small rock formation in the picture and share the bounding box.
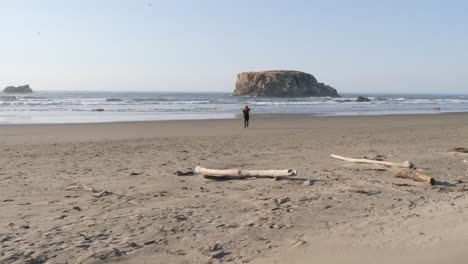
[233,71,338,97]
[356,96,370,102]
[3,85,33,93]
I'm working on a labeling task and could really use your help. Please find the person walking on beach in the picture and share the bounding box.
[242,105,250,128]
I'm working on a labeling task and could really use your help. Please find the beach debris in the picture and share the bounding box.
[331,154,414,169]
[65,184,112,197]
[143,240,156,245]
[394,170,435,185]
[303,179,313,186]
[58,214,68,219]
[289,235,307,248]
[362,168,387,172]
[449,147,468,153]
[393,183,414,187]
[199,242,225,258]
[206,242,223,252]
[274,197,290,205]
[349,189,381,195]
[195,166,297,180]
[92,191,113,198]
[463,159,468,164]
[176,170,195,176]
[65,184,96,192]
[130,172,140,176]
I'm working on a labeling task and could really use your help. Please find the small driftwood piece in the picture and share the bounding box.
[331,154,414,169]
[463,159,468,164]
[92,191,113,198]
[65,184,112,197]
[65,184,97,192]
[449,147,468,153]
[394,170,435,185]
[176,170,195,176]
[195,166,297,180]
[349,189,381,195]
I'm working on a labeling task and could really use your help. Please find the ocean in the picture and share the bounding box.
[1,91,468,124]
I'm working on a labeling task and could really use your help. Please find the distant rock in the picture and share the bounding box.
[233,71,338,97]
[106,98,123,102]
[356,96,370,102]
[3,85,33,93]
[93,109,105,112]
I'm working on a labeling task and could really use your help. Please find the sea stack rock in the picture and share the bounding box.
[3,85,33,93]
[233,71,338,97]
[356,96,370,102]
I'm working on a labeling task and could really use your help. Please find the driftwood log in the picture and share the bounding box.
[394,170,435,185]
[331,154,414,169]
[195,166,297,180]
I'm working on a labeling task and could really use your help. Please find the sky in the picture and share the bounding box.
[0,0,467,93]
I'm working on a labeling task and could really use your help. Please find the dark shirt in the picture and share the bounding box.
[243,108,250,118]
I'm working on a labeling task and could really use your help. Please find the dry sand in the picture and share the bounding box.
[1,114,468,263]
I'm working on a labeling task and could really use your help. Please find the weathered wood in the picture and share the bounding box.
[65,184,97,192]
[349,189,381,195]
[65,184,112,197]
[394,170,435,185]
[176,170,195,176]
[195,167,240,177]
[92,191,112,198]
[464,159,468,164]
[331,154,414,169]
[449,147,468,153]
[194,166,297,179]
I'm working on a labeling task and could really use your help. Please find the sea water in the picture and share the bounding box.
[1,91,468,124]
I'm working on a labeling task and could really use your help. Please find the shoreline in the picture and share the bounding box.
[3,91,468,126]
[0,110,466,127]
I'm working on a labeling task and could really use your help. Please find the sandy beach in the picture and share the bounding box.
[1,113,468,264]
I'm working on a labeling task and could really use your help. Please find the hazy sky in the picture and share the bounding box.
[1,0,467,93]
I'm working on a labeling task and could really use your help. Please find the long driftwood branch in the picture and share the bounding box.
[394,170,435,185]
[331,154,414,169]
[195,166,297,180]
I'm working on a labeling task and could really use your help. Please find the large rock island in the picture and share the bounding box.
[233,71,338,97]
[3,85,33,93]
